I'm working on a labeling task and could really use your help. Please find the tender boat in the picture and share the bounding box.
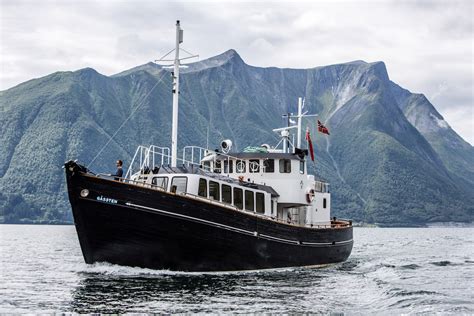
[64,21,353,272]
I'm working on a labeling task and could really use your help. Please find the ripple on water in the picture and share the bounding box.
[335,259,360,271]
[399,263,421,270]
[430,260,454,266]
[388,288,440,297]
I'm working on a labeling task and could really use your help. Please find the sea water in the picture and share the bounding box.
[0,225,472,314]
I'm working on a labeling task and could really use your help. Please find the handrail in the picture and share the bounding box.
[125,145,172,179]
[182,145,242,175]
[124,145,148,179]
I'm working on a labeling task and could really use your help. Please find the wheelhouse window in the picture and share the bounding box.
[299,160,305,174]
[223,160,233,174]
[152,177,168,190]
[236,160,246,173]
[198,178,207,197]
[279,159,291,173]
[171,177,187,194]
[214,161,222,173]
[249,159,260,173]
[256,192,265,214]
[209,181,220,201]
[245,190,254,211]
[263,159,274,173]
[222,184,232,204]
[234,187,243,209]
[202,161,211,171]
[323,198,327,209]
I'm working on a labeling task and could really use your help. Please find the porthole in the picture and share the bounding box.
[80,189,89,197]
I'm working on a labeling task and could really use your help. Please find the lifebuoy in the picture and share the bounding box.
[249,161,259,172]
[306,189,315,203]
[236,161,245,173]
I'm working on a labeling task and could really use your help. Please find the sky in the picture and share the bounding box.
[1,0,472,144]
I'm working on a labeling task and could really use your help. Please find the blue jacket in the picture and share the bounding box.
[113,167,123,180]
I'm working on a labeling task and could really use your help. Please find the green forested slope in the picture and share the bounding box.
[0,50,472,225]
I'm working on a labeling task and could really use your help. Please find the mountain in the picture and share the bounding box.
[0,50,472,225]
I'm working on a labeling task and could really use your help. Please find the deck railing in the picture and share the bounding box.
[125,145,172,179]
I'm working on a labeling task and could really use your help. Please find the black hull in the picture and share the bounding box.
[65,162,353,272]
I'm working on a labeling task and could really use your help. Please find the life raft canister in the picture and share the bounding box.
[306,188,315,203]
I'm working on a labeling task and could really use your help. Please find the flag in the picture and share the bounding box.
[318,120,330,135]
[305,127,314,161]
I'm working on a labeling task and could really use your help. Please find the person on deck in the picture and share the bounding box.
[112,160,123,181]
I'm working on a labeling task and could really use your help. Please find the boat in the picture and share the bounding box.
[64,21,353,272]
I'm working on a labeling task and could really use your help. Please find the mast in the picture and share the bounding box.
[155,21,197,167]
[171,20,183,168]
[297,97,303,148]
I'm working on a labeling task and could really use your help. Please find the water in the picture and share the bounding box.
[0,225,472,314]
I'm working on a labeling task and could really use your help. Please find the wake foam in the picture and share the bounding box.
[74,262,303,276]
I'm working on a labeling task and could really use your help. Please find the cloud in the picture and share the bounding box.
[0,0,472,144]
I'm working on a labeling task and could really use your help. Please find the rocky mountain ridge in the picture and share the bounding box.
[0,49,472,225]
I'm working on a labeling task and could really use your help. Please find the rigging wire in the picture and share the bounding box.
[88,72,167,168]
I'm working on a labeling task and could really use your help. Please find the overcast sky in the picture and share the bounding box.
[1,0,472,144]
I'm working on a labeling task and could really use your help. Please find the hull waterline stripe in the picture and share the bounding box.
[109,201,352,247]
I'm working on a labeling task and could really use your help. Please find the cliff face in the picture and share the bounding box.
[0,50,472,225]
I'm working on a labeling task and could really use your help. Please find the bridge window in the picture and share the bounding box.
[300,160,305,174]
[323,198,327,209]
[209,181,220,201]
[198,178,207,197]
[236,160,246,173]
[214,161,221,173]
[249,159,260,173]
[234,187,243,209]
[152,177,168,190]
[245,190,254,212]
[202,161,211,171]
[263,159,274,173]
[171,177,187,194]
[279,159,291,173]
[256,193,265,214]
[223,160,233,173]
